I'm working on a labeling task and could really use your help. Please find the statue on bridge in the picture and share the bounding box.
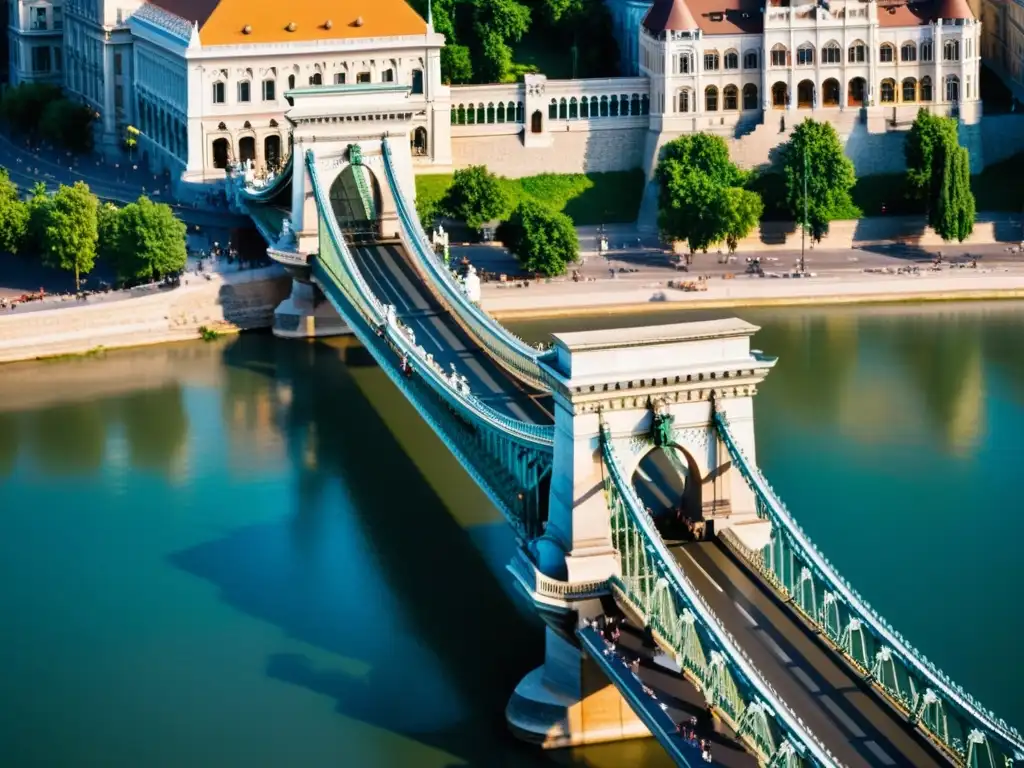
[276,218,296,251]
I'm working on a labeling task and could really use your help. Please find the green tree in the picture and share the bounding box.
[477,29,515,83]
[96,201,122,264]
[655,134,750,255]
[722,186,764,253]
[474,0,530,82]
[783,119,856,242]
[43,181,99,290]
[112,196,188,281]
[446,165,509,229]
[441,44,474,84]
[0,82,61,135]
[39,99,95,152]
[904,109,958,211]
[0,168,28,254]
[498,198,577,276]
[25,181,51,255]
[933,143,976,243]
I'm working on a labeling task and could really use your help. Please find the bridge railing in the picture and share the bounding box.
[380,138,555,391]
[713,409,1024,768]
[307,149,555,450]
[600,425,843,768]
[237,153,294,205]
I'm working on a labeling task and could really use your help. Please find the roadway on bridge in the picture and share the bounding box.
[673,541,948,768]
[350,243,553,424]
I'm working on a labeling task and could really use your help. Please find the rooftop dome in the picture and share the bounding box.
[642,0,699,33]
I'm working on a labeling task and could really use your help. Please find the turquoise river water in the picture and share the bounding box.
[1,301,1022,767]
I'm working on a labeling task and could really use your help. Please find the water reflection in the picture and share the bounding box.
[120,385,191,476]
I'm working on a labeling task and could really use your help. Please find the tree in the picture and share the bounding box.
[498,198,577,276]
[722,187,764,253]
[0,169,28,254]
[43,181,98,290]
[0,82,61,135]
[39,99,95,153]
[111,196,187,281]
[25,181,52,255]
[474,0,530,82]
[96,202,122,265]
[655,134,749,255]
[933,143,976,243]
[905,110,958,211]
[441,45,474,84]
[783,120,855,242]
[446,165,509,229]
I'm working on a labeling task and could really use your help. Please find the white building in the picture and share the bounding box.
[639,0,982,134]
[8,0,64,85]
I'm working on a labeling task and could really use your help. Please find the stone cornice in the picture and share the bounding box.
[287,111,415,127]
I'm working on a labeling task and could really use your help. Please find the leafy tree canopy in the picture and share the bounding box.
[446,165,509,229]
[722,186,764,253]
[0,169,28,255]
[110,196,188,281]
[933,143,976,243]
[39,99,95,153]
[44,181,99,290]
[783,119,856,242]
[441,44,474,84]
[497,198,577,276]
[905,109,959,206]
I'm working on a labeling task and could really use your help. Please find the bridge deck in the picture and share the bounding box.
[350,243,553,424]
[673,541,947,768]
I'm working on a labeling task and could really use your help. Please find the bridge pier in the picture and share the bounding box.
[271,271,351,339]
[507,625,650,748]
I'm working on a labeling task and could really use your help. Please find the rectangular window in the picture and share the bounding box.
[31,46,51,73]
[880,45,894,62]
[212,81,225,104]
[334,72,346,85]
[797,47,813,65]
[381,68,394,82]
[238,81,250,102]
[262,79,275,100]
[770,49,787,67]
[703,53,719,71]
[744,52,757,69]
[114,84,123,108]
[848,44,866,63]
[357,71,370,83]
[32,7,47,30]
[114,52,122,76]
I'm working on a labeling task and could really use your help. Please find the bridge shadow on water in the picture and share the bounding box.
[168,334,621,768]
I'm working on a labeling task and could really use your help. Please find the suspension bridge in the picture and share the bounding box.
[227,105,1021,768]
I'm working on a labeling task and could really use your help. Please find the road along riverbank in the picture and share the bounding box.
[0,266,290,363]
[485,269,1024,320]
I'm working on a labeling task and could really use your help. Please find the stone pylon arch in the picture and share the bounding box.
[537,319,777,586]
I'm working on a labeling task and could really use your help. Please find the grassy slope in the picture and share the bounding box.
[416,170,646,225]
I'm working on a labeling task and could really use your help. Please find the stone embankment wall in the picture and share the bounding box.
[0,268,290,364]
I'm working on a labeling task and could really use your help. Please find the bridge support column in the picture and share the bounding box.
[507,626,649,749]
[272,276,351,339]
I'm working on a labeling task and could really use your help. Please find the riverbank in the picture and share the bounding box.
[484,269,1024,320]
[0,266,290,363]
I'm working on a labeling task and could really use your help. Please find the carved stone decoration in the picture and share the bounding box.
[651,411,676,448]
[347,143,363,166]
[674,426,710,458]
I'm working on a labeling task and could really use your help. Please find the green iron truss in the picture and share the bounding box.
[346,144,378,222]
[713,408,1022,768]
[308,149,553,541]
[600,423,842,768]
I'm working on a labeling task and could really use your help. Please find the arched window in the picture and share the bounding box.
[770,44,788,67]
[703,50,720,71]
[548,98,557,119]
[580,96,590,118]
[516,102,524,121]
[678,89,690,113]
[507,101,516,121]
[822,41,841,64]
[600,95,609,116]
[879,43,895,63]
[212,81,225,104]
[496,102,506,123]
[412,126,428,156]
[287,74,295,106]
[309,72,322,86]
[237,81,251,102]
[261,79,275,101]
[569,97,578,119]
[920,76,933,101]
[381,68,394,83]
[641,94,650,114]
[723,85,738,110]
[724,50,739,69]
[450,106,459,124]
[476,103,485,123]
[559,98,568,119]
[945,74,960,101]
[590,96,599,116]
[902,77,917,102]
[487,102,496,122]
[920,40,933,62]
[531,110,542,133]
[880,78,896,103]
[742,83,758,110]
[743,50,758,69]
[944,40,960,61]
[411,69,423,94]
[679,53,691,73]
[796,43,814,66]
[610,95,620,117]
[771,81,788,108]
[797,79,814,108]
[848,40,866,63]
[900,42,917,62]
[822,78,840,106]
[631,93,641,115]
[705,85,718,111]
[212,137,230,169]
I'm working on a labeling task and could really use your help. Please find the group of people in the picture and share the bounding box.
[378,304,472,395]
[591,615,716,764]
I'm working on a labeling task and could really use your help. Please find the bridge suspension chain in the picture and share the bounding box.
[713,408,1023,768]
[600,424,844,768]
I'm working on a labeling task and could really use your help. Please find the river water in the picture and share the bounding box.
[1,301,1022,767]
